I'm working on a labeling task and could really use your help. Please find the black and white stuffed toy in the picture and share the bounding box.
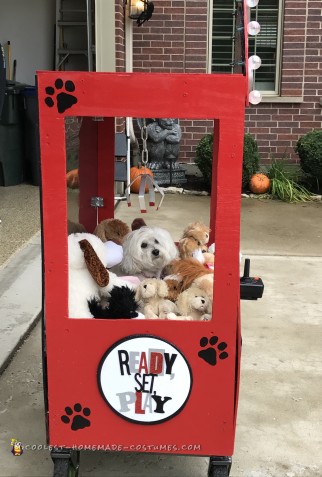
[88,286,143,319]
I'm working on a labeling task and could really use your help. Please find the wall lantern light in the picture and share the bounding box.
[129,0,146,19]
[127,0,154,25]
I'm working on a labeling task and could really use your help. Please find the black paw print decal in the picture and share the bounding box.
[61,403,91,431]
[45,79,77,113]
[198,336,228,366]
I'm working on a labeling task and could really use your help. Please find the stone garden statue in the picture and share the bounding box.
[146,118,182,169]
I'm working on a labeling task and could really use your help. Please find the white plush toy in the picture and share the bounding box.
[68,233,138,318]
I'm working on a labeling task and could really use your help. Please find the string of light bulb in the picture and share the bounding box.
[246,0,262,105]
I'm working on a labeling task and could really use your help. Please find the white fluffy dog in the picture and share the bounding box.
[121,226,178,279]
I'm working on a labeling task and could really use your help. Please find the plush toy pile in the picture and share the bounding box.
[68,218,215,321]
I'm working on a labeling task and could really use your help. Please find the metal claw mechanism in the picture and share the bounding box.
[125,118,164,213]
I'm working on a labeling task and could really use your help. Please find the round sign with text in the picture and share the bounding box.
[98,335,192,424]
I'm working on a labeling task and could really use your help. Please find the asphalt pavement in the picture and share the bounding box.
[0,184,322,477]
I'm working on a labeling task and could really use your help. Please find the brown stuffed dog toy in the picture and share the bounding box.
[93,218,130,245]
[178,221,211,260]
[131,217,147,231]
[164,277,184,302]
[67,219,86,235]
[169,258,214,301]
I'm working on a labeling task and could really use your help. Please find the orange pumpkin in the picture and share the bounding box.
[66,169,79,189]
[130,166,154,193]
[249,173,271,194]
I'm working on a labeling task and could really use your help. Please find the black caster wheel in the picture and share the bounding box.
[208,466,229,477]
[208,456,232,477]
[52,449,80,477]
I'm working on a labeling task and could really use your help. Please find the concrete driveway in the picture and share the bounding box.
[0,189,321,477]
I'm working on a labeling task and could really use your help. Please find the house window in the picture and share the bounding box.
[209,0,282,94]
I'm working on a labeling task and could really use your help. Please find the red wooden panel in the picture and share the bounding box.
[97,117,115,222]
[78,117,115,232]
[38,72,246,120]
[78,117,98,232]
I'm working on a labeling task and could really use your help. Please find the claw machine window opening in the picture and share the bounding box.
[66,116,220,322]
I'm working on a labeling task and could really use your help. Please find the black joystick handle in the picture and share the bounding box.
[240,258,264,300]
[243,258,250,278]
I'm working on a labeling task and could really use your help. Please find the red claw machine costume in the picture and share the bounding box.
[38,2,263,475]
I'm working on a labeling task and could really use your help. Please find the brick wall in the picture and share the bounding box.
[115,0,126,131]
[131,0,322,167]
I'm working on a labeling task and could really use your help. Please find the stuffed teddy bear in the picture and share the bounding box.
[178,221,211,260]
[68,232,138,318]
[167,286,212,321]
[135,278,178,319]
[93,218,131,269]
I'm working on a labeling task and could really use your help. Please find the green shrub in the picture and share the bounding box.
[195,132,260,190]
[195,133,213,189]
[295,130,322,184]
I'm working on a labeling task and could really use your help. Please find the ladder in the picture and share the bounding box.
[55,0,95,71]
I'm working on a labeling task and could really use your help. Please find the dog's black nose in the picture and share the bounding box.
[201,299,205,304]
[152,249,159,257]
[143,284,147,289]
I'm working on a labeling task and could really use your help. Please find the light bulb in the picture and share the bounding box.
[248,55,262,70]
[247,21,261,35]
[249,90,262,105]
[247,0,259,7]
[136,0,144,10]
